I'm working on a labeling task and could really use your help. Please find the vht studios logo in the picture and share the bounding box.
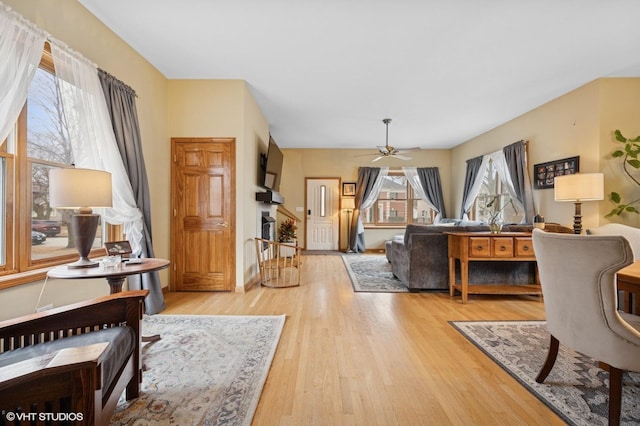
[4,412,84,422]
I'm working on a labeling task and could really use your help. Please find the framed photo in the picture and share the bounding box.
[533,156,579,189]
[104,240,132,256]
[342,182,356,196]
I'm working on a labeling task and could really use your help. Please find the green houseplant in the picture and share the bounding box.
[278,219,297,242]
[607,130,640,217]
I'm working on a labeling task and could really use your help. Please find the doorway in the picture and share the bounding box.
[305,178,339,250]
[170,138,235,291]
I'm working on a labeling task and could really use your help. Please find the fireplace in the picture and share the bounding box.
[261,212,276,246]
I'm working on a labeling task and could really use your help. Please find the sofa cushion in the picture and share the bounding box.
[0,326,135,392]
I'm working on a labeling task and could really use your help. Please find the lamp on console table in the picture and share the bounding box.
[49,168,113,268]
[342,198,355,253]
[554,172,604,234]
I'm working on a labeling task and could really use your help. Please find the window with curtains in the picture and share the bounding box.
[0,47,105,282]
[471,159,524,223]
[361,171,435,227]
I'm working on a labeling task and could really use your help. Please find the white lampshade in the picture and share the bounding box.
[49,168,113,210]
[554,173,604,202]
[342,198,355,210]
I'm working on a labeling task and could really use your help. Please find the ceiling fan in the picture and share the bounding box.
[357,118,420,162]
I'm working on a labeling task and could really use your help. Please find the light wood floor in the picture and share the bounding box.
[162,255,564,425]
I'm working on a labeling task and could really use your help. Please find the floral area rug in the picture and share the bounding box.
[111,314,286,426]
[342,254,408,293]
[451,320,640,426]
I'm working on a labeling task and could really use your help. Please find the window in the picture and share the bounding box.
[471,159,524,224]
[361,172,435,227]
[0,47,106,285]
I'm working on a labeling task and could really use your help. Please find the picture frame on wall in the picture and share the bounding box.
[342,182,356,196]
[533,156,580,189]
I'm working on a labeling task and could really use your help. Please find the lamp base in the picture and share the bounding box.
[67,257,99,269]
[573,201,583,235]
[69,213,100,268]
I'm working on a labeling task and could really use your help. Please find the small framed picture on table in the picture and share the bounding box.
[104,240,132,256]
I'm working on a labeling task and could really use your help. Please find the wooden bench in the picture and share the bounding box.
[0,290,148,425]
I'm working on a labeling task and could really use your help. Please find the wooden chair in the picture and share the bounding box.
[255,238,302,287]
[0,290,148,426]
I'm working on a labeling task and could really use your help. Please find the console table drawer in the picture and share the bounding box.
[515,237,535,258]
[492,237,514,257]
[469,237,514,257]
[469,237,491,257]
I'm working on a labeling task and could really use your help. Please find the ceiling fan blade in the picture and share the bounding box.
[371,155,385,162]
[394,154,412,161]
[354,153,381,158]
[396,147,421,154]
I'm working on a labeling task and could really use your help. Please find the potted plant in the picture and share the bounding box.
[278,219,297,243]
[607,130,640,217]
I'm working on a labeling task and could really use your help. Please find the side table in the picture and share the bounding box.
[446,232,540,304]
[47,258,170,342]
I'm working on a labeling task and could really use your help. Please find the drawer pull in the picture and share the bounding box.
[523,245,530,251]
[499,245,507,251]
[476,245,483,251]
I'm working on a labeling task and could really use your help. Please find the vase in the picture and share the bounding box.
[489,222,502,234]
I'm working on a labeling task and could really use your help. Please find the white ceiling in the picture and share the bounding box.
[79,0,640,151]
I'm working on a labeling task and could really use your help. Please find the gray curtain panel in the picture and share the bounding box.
[98,69,165,315]
[352,167,382,252]
[503,140,535,222]
[417,167,447,219]
[460,156,484,219]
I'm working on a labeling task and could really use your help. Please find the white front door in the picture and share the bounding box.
[306,178,339,250]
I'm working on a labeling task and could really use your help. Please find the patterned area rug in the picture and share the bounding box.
[111,314,286,426]
[342,254,408,292]
[451,320,640,426]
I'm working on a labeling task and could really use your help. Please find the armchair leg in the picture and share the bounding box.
[608,365,623,426]
[536,335,559,383]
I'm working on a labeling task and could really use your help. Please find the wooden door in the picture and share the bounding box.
[171,138,235,291]
[305,178,339,250]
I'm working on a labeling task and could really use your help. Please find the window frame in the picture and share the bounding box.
[0,45,113,290]
[362,171,435,228]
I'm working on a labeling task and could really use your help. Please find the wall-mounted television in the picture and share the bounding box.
[262,135,284,192]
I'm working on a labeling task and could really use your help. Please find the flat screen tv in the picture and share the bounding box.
[263,136,284,192]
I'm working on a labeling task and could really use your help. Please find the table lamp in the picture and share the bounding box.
[49,168,113,268]
[342,198,355,253]
[554,172,604,234]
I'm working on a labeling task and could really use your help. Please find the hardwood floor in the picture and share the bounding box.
[162,255,563,425]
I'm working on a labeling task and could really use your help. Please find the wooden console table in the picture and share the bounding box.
[446,232,540,304]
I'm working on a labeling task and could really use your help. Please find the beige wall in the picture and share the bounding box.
[279,149,451,249]
[451,78,640,231]
[0,0,170,320]
[599,79,640,227]
[167,80,270,291]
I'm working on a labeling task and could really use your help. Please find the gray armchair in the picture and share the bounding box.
[532,229,640,425]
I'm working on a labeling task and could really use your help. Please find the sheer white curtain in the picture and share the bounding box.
[50,40,144,255]
[462,156,490,220]
[0,3,47,144]
[360,167,389,209]
[488,150,523,214]
[402,167,440,220]
[355,167,389,236]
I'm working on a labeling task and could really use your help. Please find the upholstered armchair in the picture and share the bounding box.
[587,223,640,260]
[532,230,640,425]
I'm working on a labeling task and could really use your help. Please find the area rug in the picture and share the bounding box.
[342,254,408,292]
[451,320,640,425]
[111,314,286,426]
